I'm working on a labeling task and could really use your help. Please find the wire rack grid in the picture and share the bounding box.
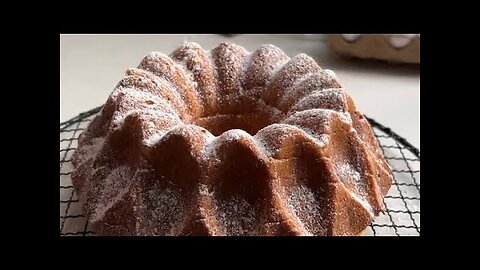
[60,106,420,236]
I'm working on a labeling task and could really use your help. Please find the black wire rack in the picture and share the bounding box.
[60,106,420,236]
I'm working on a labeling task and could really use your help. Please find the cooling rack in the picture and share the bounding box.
[60,106,420,236]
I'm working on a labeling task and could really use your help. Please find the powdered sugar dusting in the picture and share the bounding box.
[92,165,132,221]
[72,42,389,236]
[268,56,291,81]
[254,124,293,156]
[287,185,328,235]
[300,127,330,145]
[129,68,189,111]
[337,163,361,183]
[285,109,352,126]
[142,122,184,147]
[143,132,164,147]
[253,137,274,157]
[267,54,322,104]
[280,70,343,111]
[242,44,290,92]
[282,109,350,145]
[214,195,258,235]
[174,57,199,89]
[200,129,249,160]
[253,124,329,157]
[337,163,361,186]
[140,184,186,235]
[199,131,216,156]
[315,134,329,146]
[75,137,106,163]
[289,89,347,115]
[238,51,254,95]
[203,131,215,144]
[277,72,315,106]
[199,184,213,197]
[343,187,374,216]
[335,161,373,214]
[224,129,247,141]
[110,87,179,130]
[211,43,249,101]
[138,50,200,115]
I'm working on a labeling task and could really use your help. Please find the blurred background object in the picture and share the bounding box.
[328,34,420,64]
[60,34,419,148]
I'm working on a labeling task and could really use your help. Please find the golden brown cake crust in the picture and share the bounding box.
[71,42,393,236]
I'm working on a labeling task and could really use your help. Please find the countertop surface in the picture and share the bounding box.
[60,34,420,149]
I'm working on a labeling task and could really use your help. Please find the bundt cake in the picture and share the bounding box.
[71,42,393,236]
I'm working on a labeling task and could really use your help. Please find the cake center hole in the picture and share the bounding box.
[193,109,282,136]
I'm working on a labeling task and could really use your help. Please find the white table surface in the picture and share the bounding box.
[60,34,420,149]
